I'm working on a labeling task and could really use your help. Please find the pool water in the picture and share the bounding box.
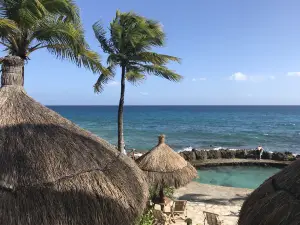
[195,166,282,189]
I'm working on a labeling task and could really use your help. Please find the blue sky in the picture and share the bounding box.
[2,0,300,105]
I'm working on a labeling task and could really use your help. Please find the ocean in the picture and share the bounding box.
[49,106,300,154]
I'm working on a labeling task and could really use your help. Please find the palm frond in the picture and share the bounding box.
[41,0,80,23]
[94,65,116,93]
[46,44,107,74]
[32,17,85,49]
[130,52,181,65]
[93,21,114,54]
[126,69,145,85]
[140,64,182,82]
[0,18,19,41]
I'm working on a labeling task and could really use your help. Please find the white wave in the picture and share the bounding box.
[263,134,269,136]
[178,146,193,153]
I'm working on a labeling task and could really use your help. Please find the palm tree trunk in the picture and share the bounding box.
[118,65,126,153]
[1,56,24,87]
[22,65,24,86]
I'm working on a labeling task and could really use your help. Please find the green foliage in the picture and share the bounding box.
[0,0,104,73]
[92,10,182,92]
[135,209,154,225]
[164,186,175,200]
[149,186,175,200]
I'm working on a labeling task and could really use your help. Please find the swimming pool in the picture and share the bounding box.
[195,166,282,189]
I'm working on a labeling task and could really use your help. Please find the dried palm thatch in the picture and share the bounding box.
[0,56,149,225]
[239,160,300,225]
[136,135,197,189]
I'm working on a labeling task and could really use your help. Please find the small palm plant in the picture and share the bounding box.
[93,11,182,152]
[0,0,105,84]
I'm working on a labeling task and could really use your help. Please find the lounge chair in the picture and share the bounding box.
[153,209,171,225]
[171,200,187,221]
[203,211,222,225]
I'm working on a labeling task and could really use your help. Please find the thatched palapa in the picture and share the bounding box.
[239,160,300,225]
[0,56,148,225]
[136,135,197,189]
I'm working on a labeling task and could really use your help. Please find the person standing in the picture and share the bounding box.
[257,145,264,160]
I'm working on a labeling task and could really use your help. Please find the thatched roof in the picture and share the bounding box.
[0,56,148,225]
[136,135,197,188]
[239,160,300,225]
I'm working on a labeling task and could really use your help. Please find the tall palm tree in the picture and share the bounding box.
[93,11,182,153]
[0,0,106,84]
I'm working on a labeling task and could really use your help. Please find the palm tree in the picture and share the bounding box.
[93,11,182,153]
[0,0,106,84]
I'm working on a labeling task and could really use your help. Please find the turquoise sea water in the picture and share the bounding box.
[195,166,281,189]
[49,106,300,153]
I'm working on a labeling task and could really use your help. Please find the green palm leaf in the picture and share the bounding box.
[93,21,114,54]
[94,65,116,93]
[126,69,145,85]
[0,0,104,74]
[140,64,182,81]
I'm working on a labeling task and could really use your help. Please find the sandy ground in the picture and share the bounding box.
[170,182,253,225]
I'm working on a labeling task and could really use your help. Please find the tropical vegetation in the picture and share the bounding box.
[0,0,105,84]
[93,10,182,152]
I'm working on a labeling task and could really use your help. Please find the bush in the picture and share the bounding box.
[136,209,154,225]
[164,186,175,200]
[149,186,175,200]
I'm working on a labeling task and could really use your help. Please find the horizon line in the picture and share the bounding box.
[46,104,300,106]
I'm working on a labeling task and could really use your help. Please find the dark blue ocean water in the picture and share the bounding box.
[49,106,300,153]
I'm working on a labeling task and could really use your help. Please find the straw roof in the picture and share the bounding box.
[239,160,300,225]
[136,135,197,189]
[0,56,148,225]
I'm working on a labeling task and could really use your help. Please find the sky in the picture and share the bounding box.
[2,0,300,105]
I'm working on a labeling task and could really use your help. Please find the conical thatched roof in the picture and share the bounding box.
[136,135,197,188]
[239,160,300,225]
[0,56,148,225]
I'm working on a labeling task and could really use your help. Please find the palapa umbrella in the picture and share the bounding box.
[0,56,148,225]
[239,160,300,225]
[136,135,197,202]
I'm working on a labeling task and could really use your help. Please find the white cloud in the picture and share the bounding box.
[229,73,275,82]
[287,72,300,77]
[192,77,207,82]
[107,81,119,86]
[229,72,248,81]
[268,76,275,80]
[140,92,149,96]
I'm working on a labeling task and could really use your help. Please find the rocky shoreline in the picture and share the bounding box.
[178,148,298,162]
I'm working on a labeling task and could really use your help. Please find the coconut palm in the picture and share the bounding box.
[93,11,182,153]
[0,0,105,84]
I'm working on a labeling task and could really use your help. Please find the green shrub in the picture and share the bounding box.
[149,186,175,200]
[164,186,175,200]
[136,209,154,225]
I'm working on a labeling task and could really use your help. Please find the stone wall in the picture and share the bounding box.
[179,149,297,162]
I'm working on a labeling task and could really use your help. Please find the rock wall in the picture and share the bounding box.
[179,149,297,162]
